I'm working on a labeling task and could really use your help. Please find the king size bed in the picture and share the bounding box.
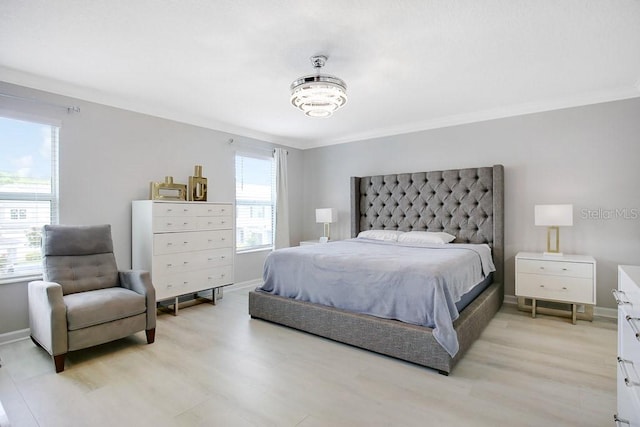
[248,164,504,375]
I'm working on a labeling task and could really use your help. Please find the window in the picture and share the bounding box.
[0,116,59,281]
[235,153,275,252]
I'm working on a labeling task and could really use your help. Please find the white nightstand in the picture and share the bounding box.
[300,240,320,246]
[515,252,596,324]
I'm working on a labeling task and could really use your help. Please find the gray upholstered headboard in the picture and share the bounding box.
[350,164,504,285]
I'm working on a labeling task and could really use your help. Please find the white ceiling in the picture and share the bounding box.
[1,1,639,150]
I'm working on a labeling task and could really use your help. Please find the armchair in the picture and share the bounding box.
[28,224,156,373]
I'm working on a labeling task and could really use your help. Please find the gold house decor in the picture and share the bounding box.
[150,176,187,201]
[189,165,208,202]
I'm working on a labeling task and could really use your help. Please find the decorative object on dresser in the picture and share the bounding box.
[132,201,234,315]
[150,176,188,201]
[250,164,504,375]
[614,265,640,426]
[515,252,596,324]
[188,165,208,201]
[28,225,156,373]
[534,204,573,256]
[315,208,337,243]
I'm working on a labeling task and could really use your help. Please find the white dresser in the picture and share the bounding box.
[132,200,234,312]
[515,252,596,324]
[615,265,640,426]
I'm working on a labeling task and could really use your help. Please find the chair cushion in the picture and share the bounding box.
[64,287,147,331]
[43,224,114,256]
[44,253,119,295]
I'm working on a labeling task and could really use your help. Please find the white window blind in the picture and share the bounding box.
[0,116,59,282]
[235,153,275,252]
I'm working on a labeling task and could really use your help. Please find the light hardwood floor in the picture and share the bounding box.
[0,288,616,427]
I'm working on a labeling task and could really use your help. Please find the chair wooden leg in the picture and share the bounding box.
[53,354,65,373]
[146,328,156,344]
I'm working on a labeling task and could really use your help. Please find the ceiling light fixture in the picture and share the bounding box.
[290,55,347,118]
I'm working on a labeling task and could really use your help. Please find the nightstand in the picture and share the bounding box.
[515,252,596,324]
[300,240,320,246]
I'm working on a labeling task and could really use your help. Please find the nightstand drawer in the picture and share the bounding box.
[517,259,593,279]
[517,274,594,304]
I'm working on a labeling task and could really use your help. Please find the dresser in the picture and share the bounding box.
[615,265,640,426]
[132,200,234,313]
[515,252,596,324]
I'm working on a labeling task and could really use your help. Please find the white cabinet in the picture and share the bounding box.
[515,252,596,324]
[132,201,234,311]
[615,265,640,426]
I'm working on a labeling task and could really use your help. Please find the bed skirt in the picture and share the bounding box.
[248,280,503,375]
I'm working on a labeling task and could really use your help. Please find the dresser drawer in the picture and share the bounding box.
[202,265,234,288]
[517,259,593,279]
[153,216,197,233]
[152,203,196,217]
[195,204,232,217]
[619,267,640,318]
[516,274,594,304]
[197,229,233,250]
[620,306,640,362]
[153,231,201,255]
[196,215,232,231]
[153,230,232,255]
[617,354,640,426]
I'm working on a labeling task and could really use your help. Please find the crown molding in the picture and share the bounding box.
[3,66,639,151]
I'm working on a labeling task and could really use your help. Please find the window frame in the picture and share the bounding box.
[234,152,276,254]
[0,113,59,283]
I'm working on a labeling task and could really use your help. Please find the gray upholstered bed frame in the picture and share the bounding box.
[249,164,504,374]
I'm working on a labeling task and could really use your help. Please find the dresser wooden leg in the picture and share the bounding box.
[571,304,577,325]
[532,298,536,318]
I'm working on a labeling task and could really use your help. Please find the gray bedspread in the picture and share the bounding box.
[259,238,495,357]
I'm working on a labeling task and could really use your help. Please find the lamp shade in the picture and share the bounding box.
[534,204,573,226]
[316,208,337,224]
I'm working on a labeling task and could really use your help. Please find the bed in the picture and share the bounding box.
[249,164,504,374]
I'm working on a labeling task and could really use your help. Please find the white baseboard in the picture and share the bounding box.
[593,306,617,319]
[225,279,261,292]
[0,328,29,346]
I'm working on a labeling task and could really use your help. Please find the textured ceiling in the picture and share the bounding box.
[1,0,639,149]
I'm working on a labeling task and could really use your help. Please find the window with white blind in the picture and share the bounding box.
[235,153,275,252]
[0,116,59,281]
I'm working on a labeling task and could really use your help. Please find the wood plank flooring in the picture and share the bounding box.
[0,288,616,426]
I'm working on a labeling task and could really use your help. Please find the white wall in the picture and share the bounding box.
[0,81,304,335]
[301,97,640,309]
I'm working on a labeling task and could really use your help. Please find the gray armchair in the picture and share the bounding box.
[28,224,156,373]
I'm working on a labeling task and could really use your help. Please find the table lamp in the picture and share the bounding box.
[315,208,337,243]
[534,204,573,256]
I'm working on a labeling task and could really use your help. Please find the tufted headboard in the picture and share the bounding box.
[350,165,504,285]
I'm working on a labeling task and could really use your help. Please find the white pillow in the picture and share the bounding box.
[357,229,404,242]
[397,231,456,244]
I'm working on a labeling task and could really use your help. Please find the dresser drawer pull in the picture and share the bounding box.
[617,357,640,387]
[625,315,640,341]
[612,289,631,305]
[614,414,631,426]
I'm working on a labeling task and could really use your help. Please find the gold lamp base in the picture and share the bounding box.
[544,226,563,257]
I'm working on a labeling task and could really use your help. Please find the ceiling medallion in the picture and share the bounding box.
[290,55,347,118]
